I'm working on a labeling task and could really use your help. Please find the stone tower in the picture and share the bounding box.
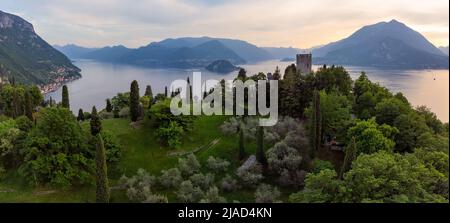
[296,53,312,74]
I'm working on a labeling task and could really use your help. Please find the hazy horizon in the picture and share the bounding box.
[2,0,449,49]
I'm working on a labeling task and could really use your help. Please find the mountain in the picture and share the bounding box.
[164,40,245,68]
[205,60,240,73]
[261,47,302,59]
[54,44,98,59]
[0,10,80,85]
[154,37,273,62]
[83,45,133,62]
[84,39,246,69]
[439,46,449,56]
[313,19,448,69]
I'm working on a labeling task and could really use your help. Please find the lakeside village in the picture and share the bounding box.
[0,66,80,94]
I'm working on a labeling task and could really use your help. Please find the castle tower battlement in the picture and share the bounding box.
[296,53,312,74]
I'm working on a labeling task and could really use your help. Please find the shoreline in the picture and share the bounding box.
[40,76,80,95]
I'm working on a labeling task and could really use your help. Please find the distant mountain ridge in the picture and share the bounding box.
[54,20,448,70]
[53,44,98,59]
[0,10,81,85]
[261,47,302,60]
[56,37,274,69]
[313,19,448,69]
[439,46,449,56]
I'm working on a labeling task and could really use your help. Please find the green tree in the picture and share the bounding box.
[375,98,411,126]
[290,151,448,203]
[145,85,153,97]
[342,151,447,202]
[393,112,430,152]
[90,106,102,136]
[272,66,281,80]
[415,106,444,134]
[237,68,247,80]
[19,107,90,187]
[319,91,352,142]
[61,85,70,109]
[289,169,341,203]
[130,80,140,122]
[145,85,153,109]
[77,108,84,121]
[309,89,321,158]
[353,73,392,119]
[106,99,112,112]
[315,65,353,96]
[94,134,109,203]
[339,137,356,179]
[24,90,33,121]
[347,119,397,155]
[256,126,267,166]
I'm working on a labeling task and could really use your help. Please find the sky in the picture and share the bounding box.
[2,0,449,48]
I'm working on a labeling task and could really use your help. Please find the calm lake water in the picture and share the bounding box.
[46,60,449,122]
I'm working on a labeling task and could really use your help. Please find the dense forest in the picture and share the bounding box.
[0,64,448,203]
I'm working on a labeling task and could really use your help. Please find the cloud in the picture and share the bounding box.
[3,0,449,48]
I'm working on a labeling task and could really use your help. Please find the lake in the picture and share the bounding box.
[45,60,449,122]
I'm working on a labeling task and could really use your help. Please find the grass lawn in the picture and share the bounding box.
[0,115,269,203]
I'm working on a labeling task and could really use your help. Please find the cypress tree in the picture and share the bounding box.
[238,123,246,160]
[271,66,281,80]
[145,85,153,109]
[89,106,109,202]
[49,97,53,107]
[164,86,168,98]
[90,106,102,136]
[77,108,84,121]
[256,126,267,166]
[237,68,247,80]
[106,99,112,112]
[62,85,70,109]
[24,90,33,121]
[339,137,357,179]
[129,80,140,122]
[11,85,20,118]
[95,134,110,203]
[309,89,321,159]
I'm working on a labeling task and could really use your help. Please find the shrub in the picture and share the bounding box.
[267,141,305,187]
[189,173,215,190]
[255,184,282,203]
[178,154,201,177]
[312,160,334,174]
[278,169,307,187]
[143,194,169,203]
[236,164,264,187]
[176,180,204,203]
[159,168,183,189]
[119,107,130,118]
[206,156,230,173]
[200,186,227,203]
[102,131,122,164]
[119,168,156,202]
[0,121,22,168]
[99,111,114,119]
[83,112,91,120]
[156,121,184,148]
[15,116,32,132]
[267,142,303,174]
[220,175,239,192]
[0,166,6,180]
